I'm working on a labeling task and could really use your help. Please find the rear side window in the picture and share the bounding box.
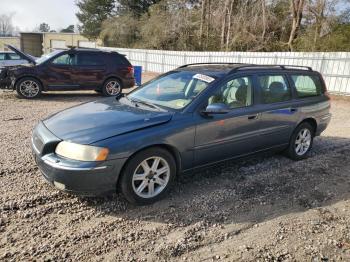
[8,53,21,60]
[258,75,291,103]
[112,54,131,66]
[291,74,323,97]
[77,53,104,66]
[0,53,5,60]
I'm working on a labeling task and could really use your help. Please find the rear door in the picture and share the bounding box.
[74,52,106,89]
[194,74,262,167]
[255,73,299,149]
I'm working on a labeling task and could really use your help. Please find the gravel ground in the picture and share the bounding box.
[0,73,350,261]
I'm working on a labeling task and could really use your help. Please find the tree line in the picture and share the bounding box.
[76,0,350,51]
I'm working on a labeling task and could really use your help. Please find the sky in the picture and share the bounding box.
[1,0,79,32]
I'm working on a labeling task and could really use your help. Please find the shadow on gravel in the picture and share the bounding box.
[81,135,350,227]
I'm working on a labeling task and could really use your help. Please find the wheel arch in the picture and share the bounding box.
[15,75,44,90]
[117,144,182,186]
[297,117,318,134]
[102,75,123,88]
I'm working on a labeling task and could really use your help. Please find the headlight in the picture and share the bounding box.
[55,141,109,161]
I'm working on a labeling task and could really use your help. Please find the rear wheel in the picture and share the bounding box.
[286,122,314,160]
[102,78,122,96]
[119,147,176,205]
[16,77,42,99]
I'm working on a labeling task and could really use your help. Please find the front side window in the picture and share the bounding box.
[291,74,323,97]
[35,50,63,64]
[258,75,291,103]
[208,76,253,109]
[52,54,76,65]
[127,71,213,110]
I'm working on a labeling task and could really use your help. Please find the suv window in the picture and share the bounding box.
[258,75,291,103]
[0,53,5,60]
[8,53,21,60]
[291,74,323,97]
[208,76,253,109]
[77,53,104,66]
[52,54,76,65]
[113,54,131,66]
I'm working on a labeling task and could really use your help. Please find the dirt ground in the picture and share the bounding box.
[0,72,350,261]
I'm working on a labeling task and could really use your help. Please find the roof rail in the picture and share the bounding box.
[178,62,245,68]
[229,64,313,74]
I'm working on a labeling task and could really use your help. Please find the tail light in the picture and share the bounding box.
[127,66,134,76]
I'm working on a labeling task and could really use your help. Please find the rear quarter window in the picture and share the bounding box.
[291,74,323,98]
[112,54,131,66]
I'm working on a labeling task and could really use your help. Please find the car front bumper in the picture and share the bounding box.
[32,122,127,196]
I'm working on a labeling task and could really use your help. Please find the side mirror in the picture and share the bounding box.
[202,103,230,115]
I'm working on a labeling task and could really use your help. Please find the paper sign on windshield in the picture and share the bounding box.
[193,74,215,83]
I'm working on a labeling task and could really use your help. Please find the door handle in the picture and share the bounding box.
[248,114,259,120]
[290,108,297,113]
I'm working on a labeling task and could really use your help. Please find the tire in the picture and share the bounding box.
[119,147,176,205]
[16,77,42,99]
[102,78,122,96]
[285,122,315,160]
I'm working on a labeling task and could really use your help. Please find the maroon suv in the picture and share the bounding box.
[3,45,135,99]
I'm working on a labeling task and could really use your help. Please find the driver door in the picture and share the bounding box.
[44,53,77,89]
[194,75,262,167]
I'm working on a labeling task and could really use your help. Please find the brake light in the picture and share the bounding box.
[128,66,134,75]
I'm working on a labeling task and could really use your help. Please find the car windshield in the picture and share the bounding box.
[127,71,215,110]
[35,50,63,64]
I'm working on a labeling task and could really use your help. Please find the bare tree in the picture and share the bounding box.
[310,0,326,50]
[261,0,267,40]
[288,0,305,51]
[0,14,14,36]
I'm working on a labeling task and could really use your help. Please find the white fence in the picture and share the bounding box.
[100,47,350,95]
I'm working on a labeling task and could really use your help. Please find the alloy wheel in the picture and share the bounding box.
[295,128,312,156]
[19,80,40,98]
[105,80,121,95]
[132,156,170,199]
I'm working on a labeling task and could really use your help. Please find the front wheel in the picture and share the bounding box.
[16,77,42,99]
[119,147,176,205]
[102,78,122,96]
[286,122,314,160]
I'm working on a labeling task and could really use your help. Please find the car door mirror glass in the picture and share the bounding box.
[202,103,230,114]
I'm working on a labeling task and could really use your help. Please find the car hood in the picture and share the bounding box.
[6,45,36,64]
[43,98,173,144]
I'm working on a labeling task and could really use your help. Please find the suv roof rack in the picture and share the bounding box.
[229,64,313,73]
[178,62,245,68]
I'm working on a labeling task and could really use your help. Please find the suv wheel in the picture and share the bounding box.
[16,77,42,99]
[119,147,176,205]
[102,78,122,96]
[286,122,314,160]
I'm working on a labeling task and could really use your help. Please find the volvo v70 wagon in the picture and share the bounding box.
[32,63,331,205]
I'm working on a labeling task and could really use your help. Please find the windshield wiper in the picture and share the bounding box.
[130,98,163,111]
